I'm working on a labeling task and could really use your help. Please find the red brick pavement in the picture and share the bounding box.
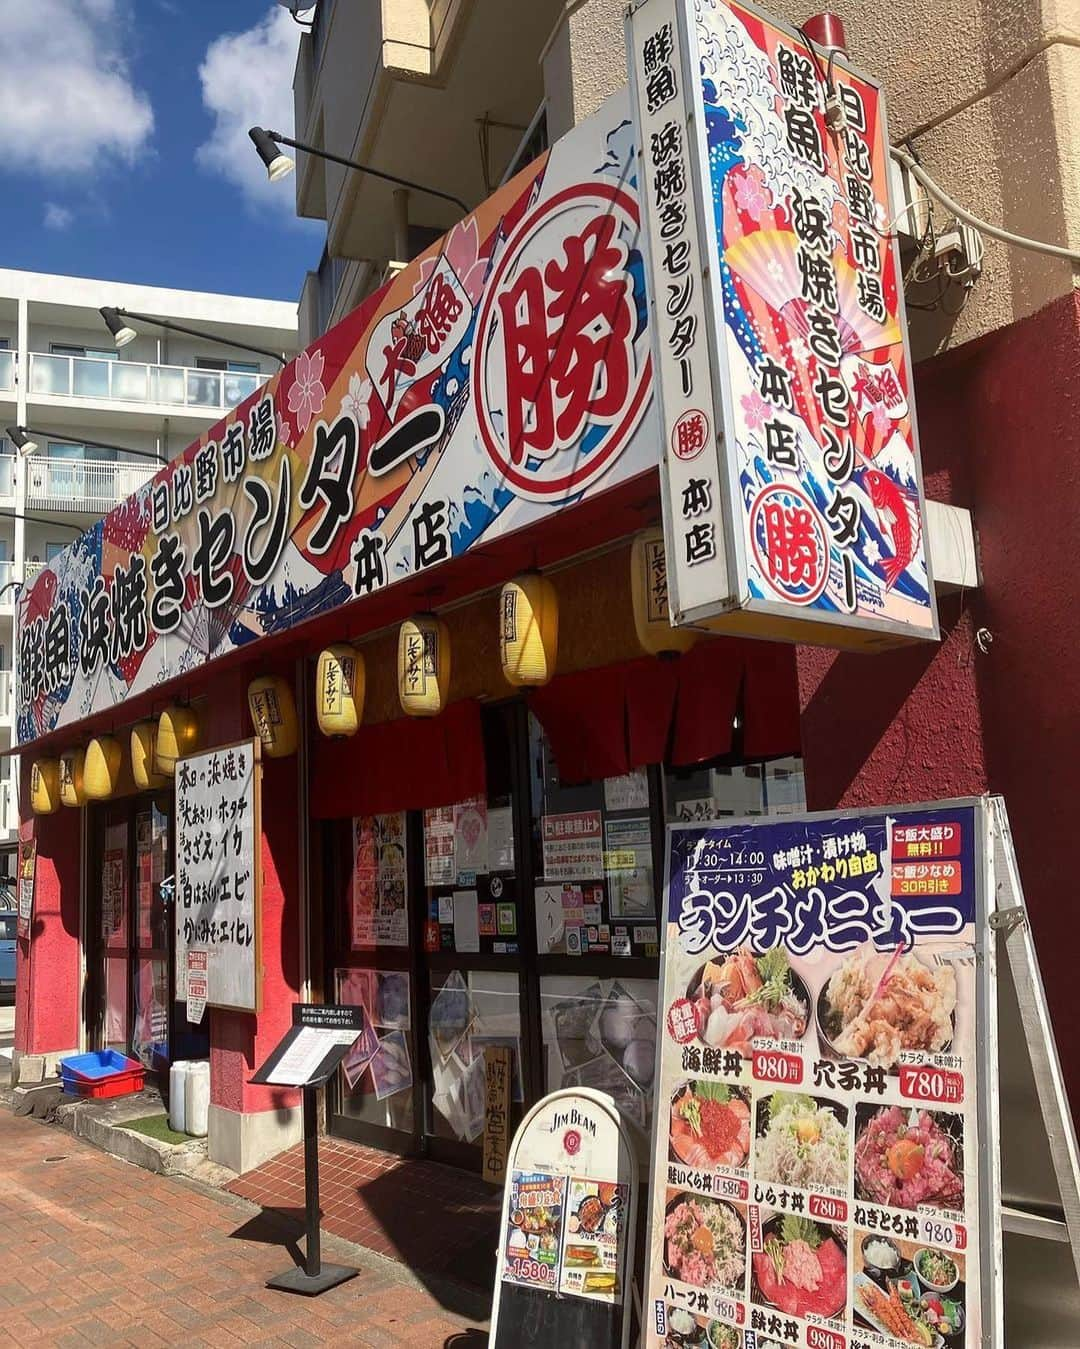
[0,1109,489,1347]
[228,1139,501,1292]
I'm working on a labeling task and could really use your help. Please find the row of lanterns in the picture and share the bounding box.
[30,705,200,815]
[31,531,692,804]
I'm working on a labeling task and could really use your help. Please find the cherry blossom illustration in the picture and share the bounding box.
[740,389,771,431]
[413,214,488,304]
[339,371,373,429]
[287,348,327,436]
[732,165,773,222]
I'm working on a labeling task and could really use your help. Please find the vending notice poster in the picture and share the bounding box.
[351,812,408,949]
[645,803,984,1348]
[16,822,36,941]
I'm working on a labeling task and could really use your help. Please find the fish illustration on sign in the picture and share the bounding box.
[863,468,922,590]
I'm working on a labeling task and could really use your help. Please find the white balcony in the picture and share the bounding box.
[0,456,15,502]
[28,351,263,413]
[0,351,14,395]
[0,672,12,720]
[25,457,156,513]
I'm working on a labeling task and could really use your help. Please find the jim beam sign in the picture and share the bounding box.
[628,0,938,650]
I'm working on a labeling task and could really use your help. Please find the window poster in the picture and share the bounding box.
[542,811,604,883]
[102,821,128,947]
[335,967,413,1101]
[489,805,516,872]
[604,769,650,813]
[604,816,654,918]
[424,805,455,886]
[351,811,408,949]
[644,806,982,1348]
[454,796,489,885]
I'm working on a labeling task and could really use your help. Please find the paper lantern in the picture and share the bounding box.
[59,749,86,808]
[316,644,365,738]
[131,721,168,790]
[631,527,698,656]
[500,572,558,686]
[248,675,298,757]
[84,736,123,800]
[29,759,60,815]
[156,704,200,777]
[398,613,450,717]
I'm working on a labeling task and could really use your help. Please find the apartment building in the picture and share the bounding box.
[0,270,297,846]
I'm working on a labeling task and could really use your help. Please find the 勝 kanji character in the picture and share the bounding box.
[763,497,823,589]
[110,555,148,662]
[351,529,387,596]
[248,396,276,461]
[150,534,186,633]
[78,576,110,677]
[192,508,236,608]
[298,412,359,554]
[777,45,819,109]
[674,411,707,458]
[242,455,292,585]
[194,440,219,503]
[413,498,450,571]
[785,106,824,171]
[497,213,635,463]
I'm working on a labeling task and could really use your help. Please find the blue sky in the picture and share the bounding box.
[0,1,321,302]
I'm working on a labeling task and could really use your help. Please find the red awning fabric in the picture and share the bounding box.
[529,638,801,783]
[310,698,486,818]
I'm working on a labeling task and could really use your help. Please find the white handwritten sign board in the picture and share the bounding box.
[175,738,262,1013]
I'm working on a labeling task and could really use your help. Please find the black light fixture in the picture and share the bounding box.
[248,126,470,216]
[99,306,288,368]
[7,426,167,466]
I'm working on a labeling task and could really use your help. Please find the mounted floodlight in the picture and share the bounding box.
[7,426,38,457]
[100,306,137,348]
[249,127,295,183]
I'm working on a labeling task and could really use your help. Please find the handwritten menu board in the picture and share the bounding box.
[175,739,261,1012]
[644,805,982,1349]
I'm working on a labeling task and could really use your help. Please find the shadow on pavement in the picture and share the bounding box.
[229,1208,304,1270]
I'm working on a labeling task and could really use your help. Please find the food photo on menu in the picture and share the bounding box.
[669,1081,752,1171]
[662,1190,747,1299]
[753,1091,848,1191]
[853,1232,966,1344]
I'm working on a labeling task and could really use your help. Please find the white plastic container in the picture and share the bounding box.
[169,1060,192,1133]
[185,1060,210,1138]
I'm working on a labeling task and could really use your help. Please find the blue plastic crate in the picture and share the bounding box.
[60,1050,145,1098]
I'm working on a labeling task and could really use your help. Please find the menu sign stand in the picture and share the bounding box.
[642,795,1080,1347]
[250,1004,367,1296]
[490,1087,639,1349]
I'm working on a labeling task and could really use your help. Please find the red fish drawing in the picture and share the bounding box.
[864,469,921,589]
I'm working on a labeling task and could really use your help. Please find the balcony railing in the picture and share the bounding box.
[0,351,13,393]
[25,457,157,512]
[29,352,263,412]
[23,561,44,583]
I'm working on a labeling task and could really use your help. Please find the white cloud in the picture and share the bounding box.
[196,8,303,216]
[0,0,153,175]
[43,203,74,231]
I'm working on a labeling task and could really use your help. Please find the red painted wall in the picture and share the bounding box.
[15,782,81,1057]
[798,290,1080,1112]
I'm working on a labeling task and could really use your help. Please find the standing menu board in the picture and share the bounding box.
[175,738,261,1012]
[644,797,1080,1348]
[491,1089,639,1349]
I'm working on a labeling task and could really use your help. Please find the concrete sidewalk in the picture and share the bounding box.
[0,1108,489,1346]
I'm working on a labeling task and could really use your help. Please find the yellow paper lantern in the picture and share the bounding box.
[631,527,698,657]
[156,704,200,777]
[131,721,168,790]
[59,749,86,808]
[316,644,365,738]
[500,572,558,686]
[84,736,123,800]
[398,613,450,717]
[248,675,298,757]
[29,759,61,815]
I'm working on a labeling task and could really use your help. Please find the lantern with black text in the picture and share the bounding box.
[59,749,86,808]
[155,705,199,777]
[84,736,122,800]
[131,721,168,790]
[30,759,61,815]
[631,527,697,656]
[316,644,365,737]
[248,675,298,756]
[398,614,450,717]
[500,572,558,686]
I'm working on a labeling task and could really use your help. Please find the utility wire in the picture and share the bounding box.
[890,146,1080,264]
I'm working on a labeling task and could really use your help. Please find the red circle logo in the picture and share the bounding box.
[471,183,651,502]
[671,408,709,461]
[563,1129,582,1157]
[749,483,829,605]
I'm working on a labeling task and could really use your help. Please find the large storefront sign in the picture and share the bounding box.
[628,0,938,648]
[16,92,656,743]
[643,798,1080,1348]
